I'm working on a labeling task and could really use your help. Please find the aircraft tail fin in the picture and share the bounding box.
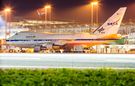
[93,7,127,35]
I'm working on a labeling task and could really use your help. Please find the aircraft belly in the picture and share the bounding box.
[12,44,34,48]
[67,40,115,46]
[69,40,112,43]
[12,41,37,48]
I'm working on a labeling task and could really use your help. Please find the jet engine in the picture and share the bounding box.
[45,43,53,49]
[34,43,60,52]
[34,45,41,52]
[40,43,54,50]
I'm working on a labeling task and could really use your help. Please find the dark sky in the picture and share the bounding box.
[0,0,135,23]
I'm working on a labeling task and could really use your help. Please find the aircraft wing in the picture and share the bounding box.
[122,34,130,38]
[54,40,70,45]
[38,40,71,46]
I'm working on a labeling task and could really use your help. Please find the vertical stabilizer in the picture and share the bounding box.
[93,7,127,35]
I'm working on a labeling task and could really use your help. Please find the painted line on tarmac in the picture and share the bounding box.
[0,57,40,60]
[106,60,135,63]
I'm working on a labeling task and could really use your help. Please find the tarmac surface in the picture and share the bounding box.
[0,53,135,69]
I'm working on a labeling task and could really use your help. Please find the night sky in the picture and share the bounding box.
[0,0,135,23]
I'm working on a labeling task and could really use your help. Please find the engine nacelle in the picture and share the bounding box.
[34,45,41,52]
[46,43,53,49]
[35,43,59,51]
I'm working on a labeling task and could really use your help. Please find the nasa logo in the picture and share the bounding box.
[107,22,118,26]
[107,18,120,26]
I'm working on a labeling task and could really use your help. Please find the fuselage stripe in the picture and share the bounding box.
[6,39,120,42]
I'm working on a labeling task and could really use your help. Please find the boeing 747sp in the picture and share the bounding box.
[6,7,127,52]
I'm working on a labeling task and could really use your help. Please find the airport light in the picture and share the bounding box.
[5,9,10,11]
[45,6,50,9]
[45,5,51,32]
[91,2,98,5]
[91,1,98,34]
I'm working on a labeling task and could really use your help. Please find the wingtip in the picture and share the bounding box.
[120,7,127,9]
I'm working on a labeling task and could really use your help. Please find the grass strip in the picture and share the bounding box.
[0,68,135,86]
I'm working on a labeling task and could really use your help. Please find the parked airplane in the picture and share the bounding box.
[6,7,127,52]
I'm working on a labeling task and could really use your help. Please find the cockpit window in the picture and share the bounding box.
[15,33,18,35]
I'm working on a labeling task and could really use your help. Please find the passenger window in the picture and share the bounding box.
[15,33,18,35]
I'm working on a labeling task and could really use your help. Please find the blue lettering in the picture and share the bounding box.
[107,22,118,26]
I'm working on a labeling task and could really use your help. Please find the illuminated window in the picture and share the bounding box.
[15,33,18,35]
[29,21,31,23]
[31,21,37,23]
[38,21,43,23]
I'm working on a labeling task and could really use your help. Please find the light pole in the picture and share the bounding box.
[96,2,98,28]
[45,5,51,32]
[5,8,10,50]
[5,8,10,39]
[49,7,51,33]
[91,1,98,53]
[91,1,98,34]
[9,10,10,37]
